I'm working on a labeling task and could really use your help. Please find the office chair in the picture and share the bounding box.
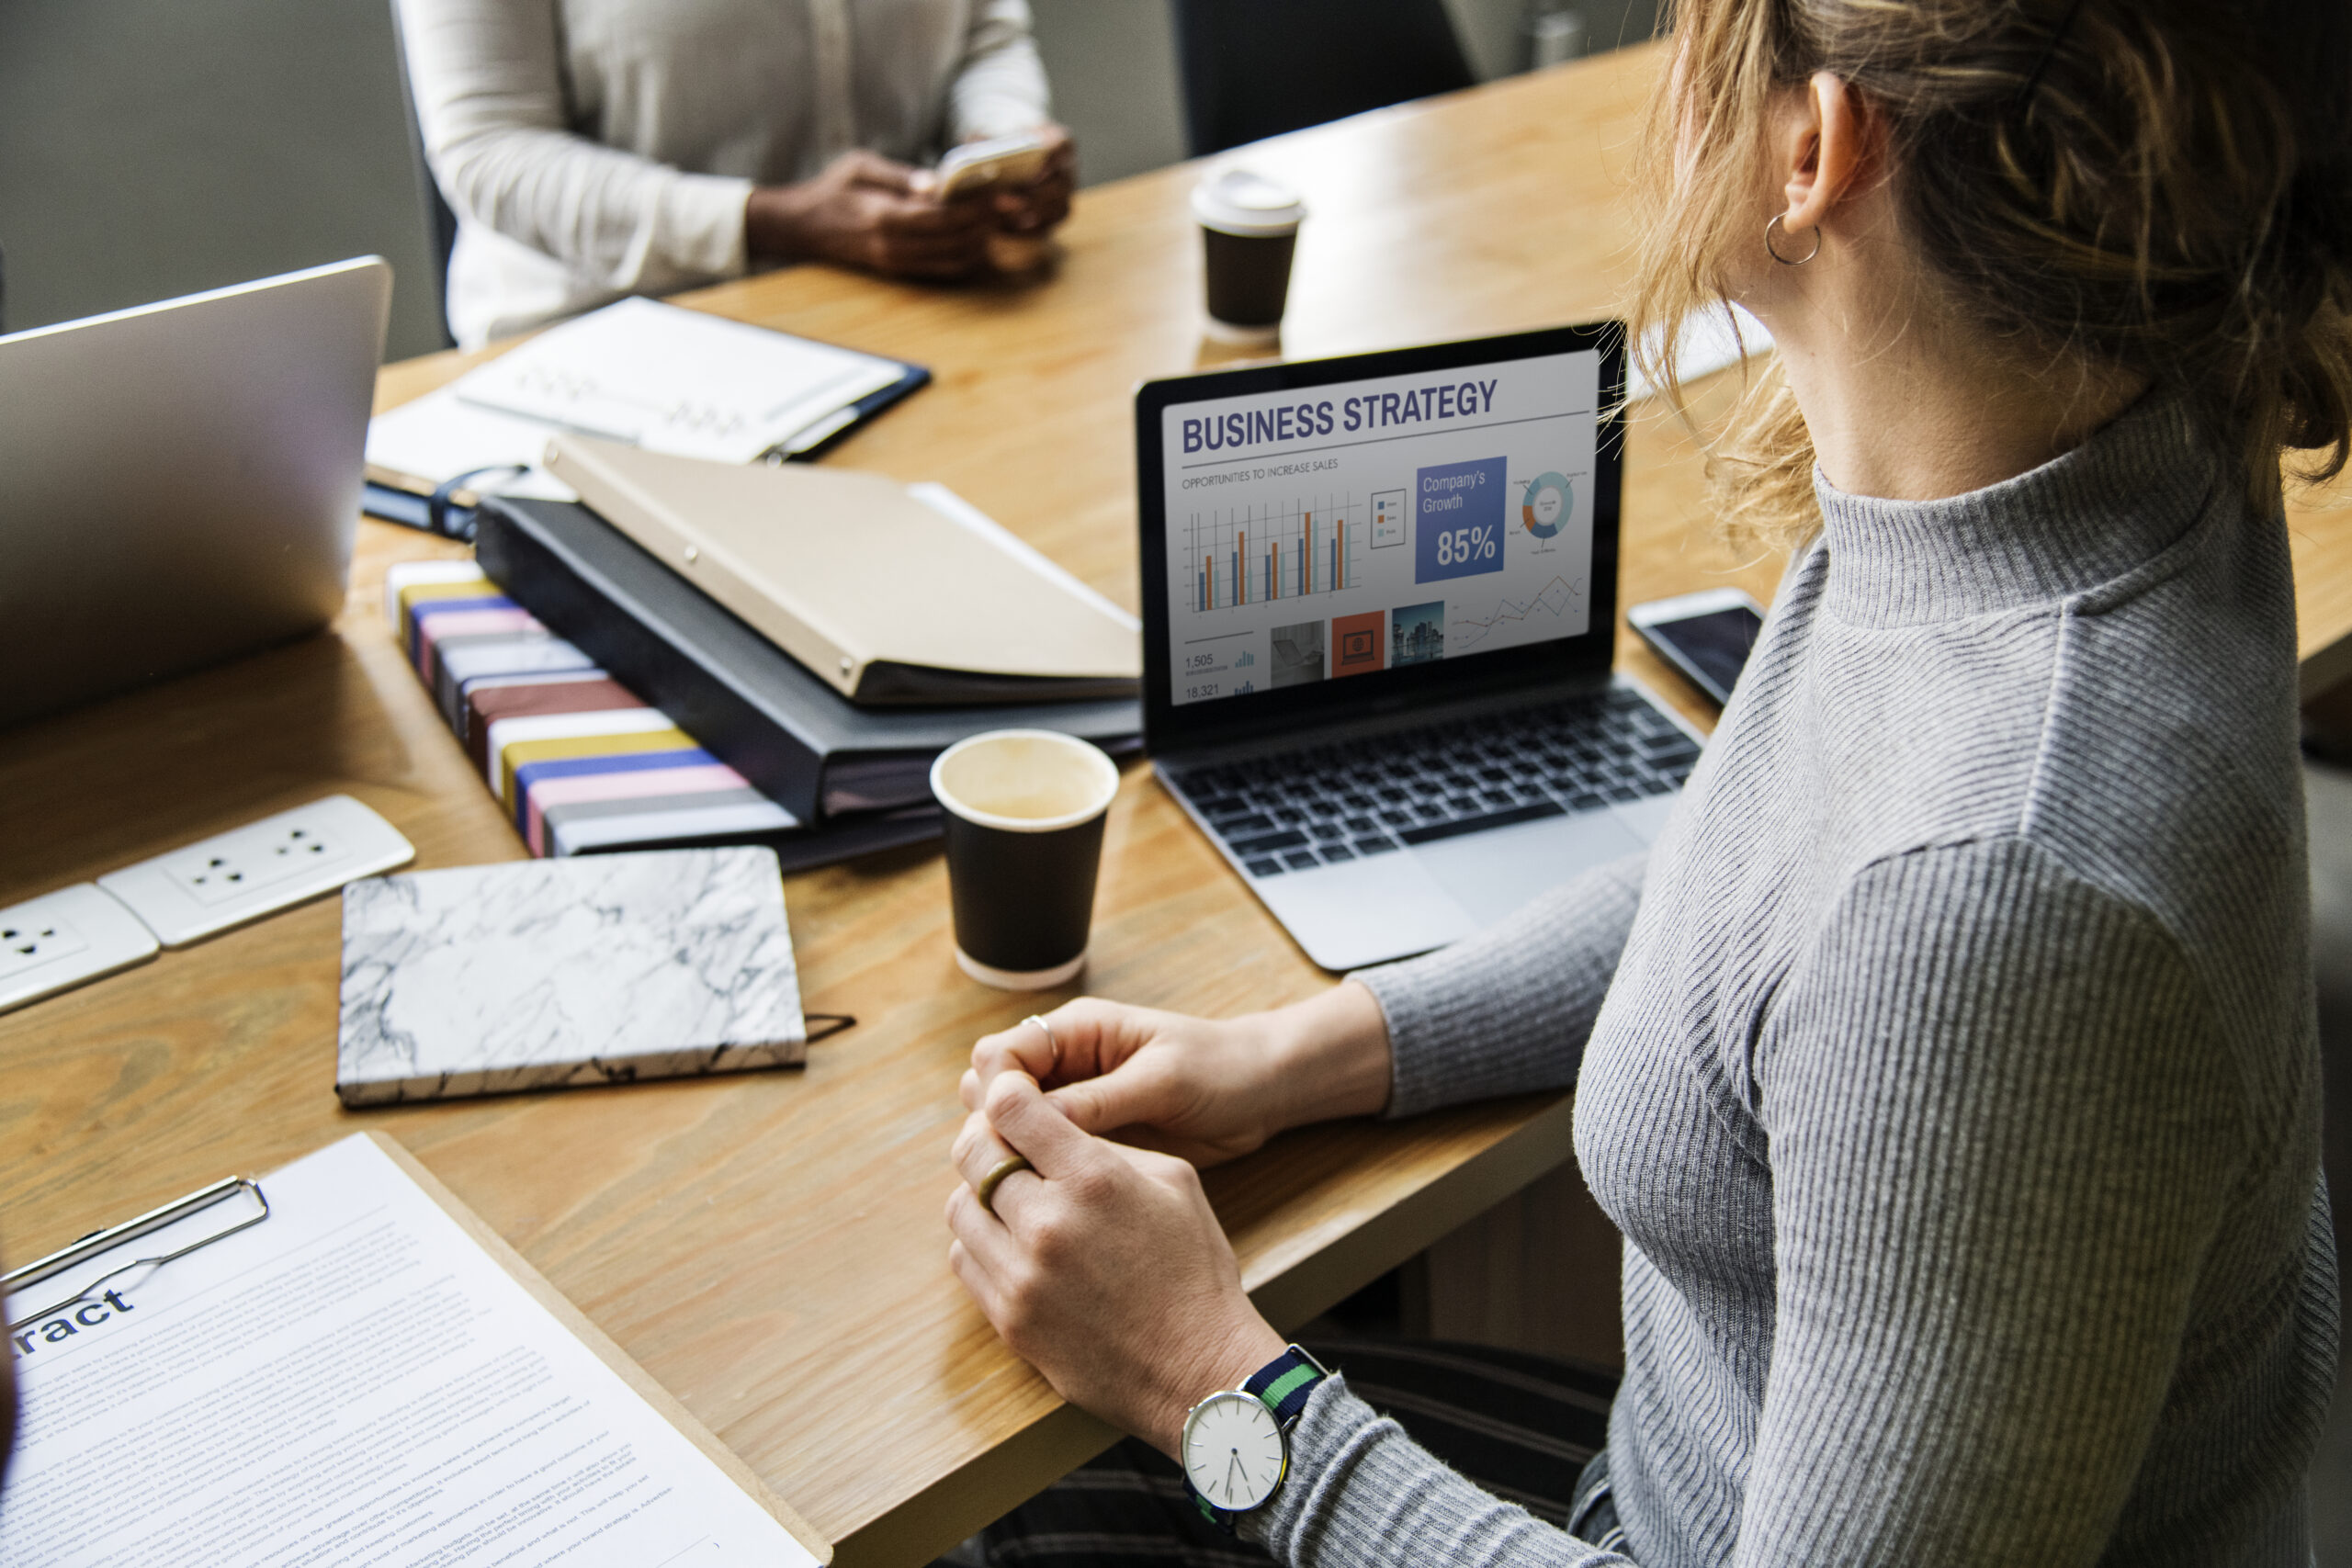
[417,153,460,331]
[1167,0,1477,157]
[390,3,461,346]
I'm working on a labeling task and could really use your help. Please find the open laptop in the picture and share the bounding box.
[1136,322,1702,970]
[0,257,391,728]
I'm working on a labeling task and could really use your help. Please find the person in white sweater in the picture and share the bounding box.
[395,0,1071,345]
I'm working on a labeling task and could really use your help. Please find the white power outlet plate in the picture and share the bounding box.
[0,907,88,978]
[97,795,415,948]
[167,818,347,906]
[0,885,160,1015]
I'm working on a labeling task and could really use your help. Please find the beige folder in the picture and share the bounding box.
[545,434,1141,705]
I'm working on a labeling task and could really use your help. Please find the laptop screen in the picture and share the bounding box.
[1136,323,1623,754]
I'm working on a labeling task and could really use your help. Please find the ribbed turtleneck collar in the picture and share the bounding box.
[1811,389,2221,627]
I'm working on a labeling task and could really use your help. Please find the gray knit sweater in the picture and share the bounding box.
[1250,392,2339,1566]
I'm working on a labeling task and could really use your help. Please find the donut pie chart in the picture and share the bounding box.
[1521,473,1571,538]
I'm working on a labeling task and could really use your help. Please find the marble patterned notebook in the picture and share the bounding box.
[336,846,807,1105]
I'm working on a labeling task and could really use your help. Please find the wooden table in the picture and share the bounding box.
[5,39,2349,1568]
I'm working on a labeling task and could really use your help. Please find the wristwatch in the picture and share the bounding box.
[1179,1343,1332,1529]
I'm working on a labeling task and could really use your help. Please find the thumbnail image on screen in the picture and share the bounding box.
[1160,349,1600,707]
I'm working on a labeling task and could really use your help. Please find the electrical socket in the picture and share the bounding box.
[167,820,346,907]
[97,795,415,948]
[0,885,159,1015]
[0,908,90,979]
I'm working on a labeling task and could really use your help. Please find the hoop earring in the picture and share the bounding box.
[1764,213,1821,265]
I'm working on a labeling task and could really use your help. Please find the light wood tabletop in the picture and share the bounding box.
[3,38,2347,1568]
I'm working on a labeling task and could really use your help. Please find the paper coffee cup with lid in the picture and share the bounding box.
[1193,168,1306,341]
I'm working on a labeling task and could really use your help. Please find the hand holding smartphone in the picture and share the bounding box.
[933,130,1056,198]
[1629,588,1764,706]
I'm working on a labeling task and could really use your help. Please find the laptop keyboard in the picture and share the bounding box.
[1167,690,1702,878]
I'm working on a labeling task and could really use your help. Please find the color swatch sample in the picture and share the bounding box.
[385,561,797,856]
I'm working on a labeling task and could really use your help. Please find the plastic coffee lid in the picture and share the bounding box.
[1192,168,1306,236]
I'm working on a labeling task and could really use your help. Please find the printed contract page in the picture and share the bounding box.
[0,1134,815,1568]
[1161,349,1600,706]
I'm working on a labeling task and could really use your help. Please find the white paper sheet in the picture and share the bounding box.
[365,385,582,502]
[906,482,1142,632]
[0,1134,818,1568]
[451,299,904,466]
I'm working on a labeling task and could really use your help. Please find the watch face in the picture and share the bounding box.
[1182,1391,1286,1513]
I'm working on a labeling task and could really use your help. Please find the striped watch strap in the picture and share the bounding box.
[1244,1344,1329,1426]
[1187,1344,1330,1531]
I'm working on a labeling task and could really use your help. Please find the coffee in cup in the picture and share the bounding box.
[1193,168,1306,342]
[929,729,1122,989]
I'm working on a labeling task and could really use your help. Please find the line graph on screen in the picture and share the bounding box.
[1449,575,1586,649]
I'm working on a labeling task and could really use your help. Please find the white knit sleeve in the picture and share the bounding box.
[395,0,752,295]
[947,0,1052,141]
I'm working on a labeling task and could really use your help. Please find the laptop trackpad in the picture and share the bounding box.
[1416,811,1645,926]
[1258,854,1476,972]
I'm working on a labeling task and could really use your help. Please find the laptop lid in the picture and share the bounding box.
[1136,322,1624,759]
[0,256,391,728]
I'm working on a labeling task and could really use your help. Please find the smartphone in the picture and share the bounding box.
[1629,587,1764,706]
[935,130,1055,198]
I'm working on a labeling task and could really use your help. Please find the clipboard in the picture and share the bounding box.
[362,364,931,543]
[4,1173,271,1330]
[361,291,933,543]
[2,1131,831,1567]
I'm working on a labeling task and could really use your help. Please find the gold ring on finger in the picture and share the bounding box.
[976,1154,1035,1218]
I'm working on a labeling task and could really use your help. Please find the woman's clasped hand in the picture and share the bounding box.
[944,990,1390,1450]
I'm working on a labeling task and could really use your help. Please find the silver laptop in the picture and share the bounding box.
[1136,323,1702,971]
[0,257,391,728]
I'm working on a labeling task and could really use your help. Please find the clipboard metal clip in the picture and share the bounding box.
[4,1176,269,1331]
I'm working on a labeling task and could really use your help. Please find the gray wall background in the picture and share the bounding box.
[0,0,451,359]
[0,0,1657,357]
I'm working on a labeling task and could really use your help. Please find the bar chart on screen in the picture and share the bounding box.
[1182,499,1374,615]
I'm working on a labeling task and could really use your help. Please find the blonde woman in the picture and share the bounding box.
[944,1,2348,1562]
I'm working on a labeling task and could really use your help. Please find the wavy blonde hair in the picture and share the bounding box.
[1629,0,2352,548]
